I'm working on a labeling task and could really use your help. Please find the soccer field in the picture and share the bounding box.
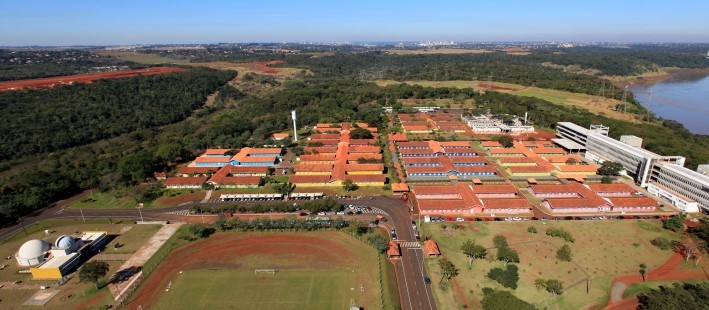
[153,269,354,310]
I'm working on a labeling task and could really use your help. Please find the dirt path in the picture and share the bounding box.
[604,253,709,309]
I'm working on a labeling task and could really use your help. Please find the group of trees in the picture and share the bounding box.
[638,282,709,310]
[487,264,520,289]
[546,227,575,243]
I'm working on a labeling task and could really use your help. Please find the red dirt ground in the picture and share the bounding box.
[153,192,205,207]
[124,233,355,308]
[479,82,516,92]
[242,60,285,74]
[0,67,186,91]
[604,253,709,310]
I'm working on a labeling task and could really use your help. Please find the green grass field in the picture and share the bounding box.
[155,269,354,310]
[421,220,680,309]
[100,51,187,64]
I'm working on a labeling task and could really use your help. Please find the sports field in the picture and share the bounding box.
[155,269,353,310]
[126,231,396,310]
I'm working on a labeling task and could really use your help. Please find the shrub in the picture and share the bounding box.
[546,227,575,242]
[527,226,537,234]
[650,237,673,250]
[487,264,519,289]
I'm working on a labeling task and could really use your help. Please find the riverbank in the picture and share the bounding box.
[610,68,709,87]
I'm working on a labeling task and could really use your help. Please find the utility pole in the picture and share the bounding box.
[80,208,85,223]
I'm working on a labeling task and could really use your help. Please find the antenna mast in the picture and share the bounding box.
[291,110,298,142]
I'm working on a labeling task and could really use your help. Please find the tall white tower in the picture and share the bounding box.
[291,110,298,141]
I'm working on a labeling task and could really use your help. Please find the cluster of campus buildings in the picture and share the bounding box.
[555,122,708,213]
[162,147,283,189]
[15,232,108,280]
[398,113,468,135]
[288,123,386,187]
[462,114,534,134]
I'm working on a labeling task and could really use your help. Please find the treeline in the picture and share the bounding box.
[471,91,709,169]
[0,67,236,161]
[0,49,139,81]
[528,47,709,76]
[272,52,632,101]
[191,198,340,214]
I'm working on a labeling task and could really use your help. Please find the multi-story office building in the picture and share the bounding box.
[647,162,708,213]
[584,133,685,187]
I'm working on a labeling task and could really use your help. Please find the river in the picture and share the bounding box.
[628,73,709,135]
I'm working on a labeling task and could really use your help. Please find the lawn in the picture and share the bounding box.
[99,51,187,64]
[67,189,205,209]
[104,224,162,254]
[420,219,680,309]
[154,269,352,310]
[127,231,397,310]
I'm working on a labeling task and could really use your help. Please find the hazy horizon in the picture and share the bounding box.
[2,0,709,46]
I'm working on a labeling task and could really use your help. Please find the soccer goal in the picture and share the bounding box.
[254,269,277,276]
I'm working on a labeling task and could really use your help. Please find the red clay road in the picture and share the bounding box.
[604,253,709,310]
[0,67,185,91]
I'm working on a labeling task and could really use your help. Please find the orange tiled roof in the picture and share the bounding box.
[178,166,220,175]
[289,175,331,183]
[299,154,336,161]
[294,164,333,172]
[238,156,277,163]
[424,240,440,255]
[387,241,401,257]
[164,177,208,185]
[607,197,658,207]
[348,146,381,154]
[397,141,431,148]
[194,156,232,163]
[585,184,636,193]
[508,166,552,173]
[482,198,532,209]
[345,164,384,171]
[392,183,410,192]
[203,148,232,155]
[555,165,598,172]
[472,185,518,194]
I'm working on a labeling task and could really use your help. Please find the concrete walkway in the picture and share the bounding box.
[108,223,182,300]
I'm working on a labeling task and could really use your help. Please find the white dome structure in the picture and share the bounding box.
[54,235,76,249]
[16,239,51,267]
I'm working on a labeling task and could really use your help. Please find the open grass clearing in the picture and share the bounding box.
[99,51,188,64]
[420,219,679,309]
[377,80,638,122]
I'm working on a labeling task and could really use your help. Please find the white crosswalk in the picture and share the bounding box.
[361,207,385,214]
[166,210,191,216]
[399,241,422,248]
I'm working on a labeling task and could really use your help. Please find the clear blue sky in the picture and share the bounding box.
[2,0,708,46]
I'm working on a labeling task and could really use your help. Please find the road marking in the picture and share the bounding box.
[400,241,421,248]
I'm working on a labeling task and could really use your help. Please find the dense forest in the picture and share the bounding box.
[0,67,236,161]
[528,47,709,76]
[0,49,139,81]
[0,78,477,226]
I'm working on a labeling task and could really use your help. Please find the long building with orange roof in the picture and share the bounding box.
[291,122,385,187]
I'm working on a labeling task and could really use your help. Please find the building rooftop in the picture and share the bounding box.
[585,183,636,193]
[657,162,709,185]
[294,164,333,172]
[289,175,332,183]
[607,197,658,207]
[481,198,532,209]
[164,177,208,185]
[472,185,518,194]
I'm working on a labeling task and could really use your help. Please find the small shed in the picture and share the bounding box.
[424,240,441,258]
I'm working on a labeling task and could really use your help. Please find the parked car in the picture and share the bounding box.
[424,277,431,284]
[456,217,465,222]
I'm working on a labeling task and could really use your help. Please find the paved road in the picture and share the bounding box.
[342,196,436,310]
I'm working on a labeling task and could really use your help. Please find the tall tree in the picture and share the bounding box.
[438,258,459,282]
[639,263,648,282]
[497,246,520,265]
[79,260,110,290]
[545,279,564,296]
[598,161,624,176]
[460,239,488,266]
[492,234,508,248]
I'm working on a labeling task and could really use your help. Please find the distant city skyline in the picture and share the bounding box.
[2,0,709,46]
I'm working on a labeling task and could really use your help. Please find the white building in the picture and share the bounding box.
[462,115,534,133]
[585,133,685,187]
[647,162,708,213]
[15,239,51,267]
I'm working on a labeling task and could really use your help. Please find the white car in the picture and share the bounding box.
[512,217,522,221]
[456,218,465,222]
